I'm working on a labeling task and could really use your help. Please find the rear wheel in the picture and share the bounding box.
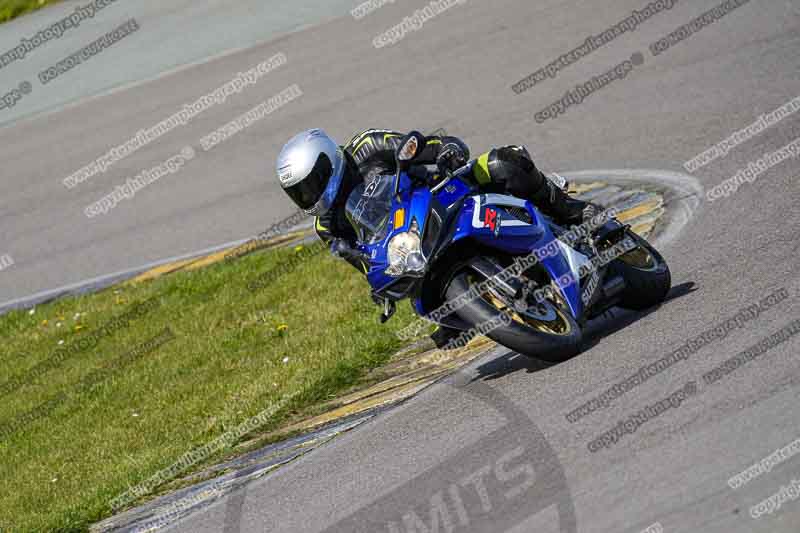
[609,231,671,310]
[444,269,582,362]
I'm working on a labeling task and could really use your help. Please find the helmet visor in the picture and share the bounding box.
[283,153,333,210]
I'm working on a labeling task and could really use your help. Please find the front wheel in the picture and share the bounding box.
[444,269,582,362]
[608,231,671,310]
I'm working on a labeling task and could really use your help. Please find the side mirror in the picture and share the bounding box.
[395,131,426,170]
[394,131,426,198]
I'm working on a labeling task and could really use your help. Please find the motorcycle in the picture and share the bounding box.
[336,132,671,361]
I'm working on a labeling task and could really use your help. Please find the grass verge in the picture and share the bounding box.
[0,0,61,24]
[0,240,422,532]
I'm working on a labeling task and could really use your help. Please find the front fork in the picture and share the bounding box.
[371,290,398,323]
[380,298,397,323]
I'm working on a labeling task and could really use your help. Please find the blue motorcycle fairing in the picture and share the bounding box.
[431,173,473,208]
[412,191,584,319]
[359,174,434,293]
[353,171,584,320]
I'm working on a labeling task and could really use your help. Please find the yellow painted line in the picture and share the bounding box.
[126,259,197,284]
[319,338,493,411]
[631,220,657,237]
[181,250,242,272]
[569,181,606,194]
[615,198,662,223]
[279,380,432,435]
[629,207,665,237]
[127,231,312,284]
[183,232,309,272]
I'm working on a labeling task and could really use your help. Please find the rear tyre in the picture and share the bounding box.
[609,231,671,310]
[444,269,582,362]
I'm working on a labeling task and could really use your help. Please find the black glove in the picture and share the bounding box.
[331,238,371,273]
[330,238,354,258]
[436,142,468,175]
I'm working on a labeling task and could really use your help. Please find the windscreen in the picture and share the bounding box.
[345,174,395,244]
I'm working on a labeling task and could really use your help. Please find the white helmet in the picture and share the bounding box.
[276,129,346,216]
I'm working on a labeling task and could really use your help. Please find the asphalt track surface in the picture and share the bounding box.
[0,0,358,127]
[2,0,799,532]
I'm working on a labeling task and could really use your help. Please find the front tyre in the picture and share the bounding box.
[444,270,582,362]
[609,231,671,310]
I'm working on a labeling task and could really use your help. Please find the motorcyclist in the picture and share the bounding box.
[276,128,596,272]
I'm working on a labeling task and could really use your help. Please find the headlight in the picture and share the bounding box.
[386,219,427,277]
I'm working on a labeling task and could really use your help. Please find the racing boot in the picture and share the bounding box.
[531,175,600,227]
[484,145,601,228]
